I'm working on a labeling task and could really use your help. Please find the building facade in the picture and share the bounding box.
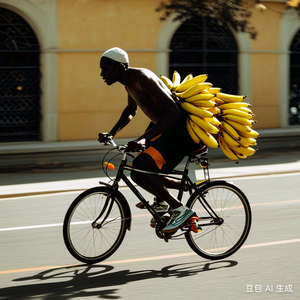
[1,0,300,143]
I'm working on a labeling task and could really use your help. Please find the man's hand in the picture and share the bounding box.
[98,132,113,143]
[125,139,146,152]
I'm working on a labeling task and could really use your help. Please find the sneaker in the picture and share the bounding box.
[162,205,195,233]
[150,198,169,228]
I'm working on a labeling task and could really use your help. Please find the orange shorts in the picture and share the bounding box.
[137,115,203,173]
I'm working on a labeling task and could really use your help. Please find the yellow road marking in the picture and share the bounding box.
[0,238,299,275]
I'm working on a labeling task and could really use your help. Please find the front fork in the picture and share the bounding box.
[92,154,130,229]
[91,181,119,229]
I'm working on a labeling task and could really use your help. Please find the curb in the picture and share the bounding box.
[2,162,300,199]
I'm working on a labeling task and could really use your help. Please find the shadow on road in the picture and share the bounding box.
[0,260,238,299]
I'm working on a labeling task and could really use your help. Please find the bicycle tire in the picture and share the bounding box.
[63,186,130,264]
[185,180,251,260]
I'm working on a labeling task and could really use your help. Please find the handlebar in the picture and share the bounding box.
[101,137,145,153]
[103,138,117,147]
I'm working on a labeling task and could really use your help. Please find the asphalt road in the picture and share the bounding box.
[0,172,299,299]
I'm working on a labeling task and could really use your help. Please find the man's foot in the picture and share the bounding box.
[162,205,195,233]
[149,199,169,228]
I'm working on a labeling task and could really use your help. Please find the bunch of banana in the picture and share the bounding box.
[159,71,259,159]
[159,71,219,148]
[180,102,220,149]
[186,118,219,148]
[216,92,259,162]
[167,71,221,148]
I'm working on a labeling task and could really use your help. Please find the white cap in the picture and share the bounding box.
[102,47,129,64]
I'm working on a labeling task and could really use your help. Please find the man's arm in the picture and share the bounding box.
[98,96,137,142]
[110,96,137,136]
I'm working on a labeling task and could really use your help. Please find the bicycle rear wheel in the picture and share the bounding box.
[185,180,251,260]
[63,186,130,264]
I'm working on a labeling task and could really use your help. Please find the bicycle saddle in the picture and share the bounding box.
[189,144,208,156]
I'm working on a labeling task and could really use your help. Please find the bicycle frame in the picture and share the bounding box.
[98,150,193,228]
[64,140,251,263]
[96,141,221,233]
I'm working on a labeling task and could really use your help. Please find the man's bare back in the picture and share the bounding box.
[125,68,175,125]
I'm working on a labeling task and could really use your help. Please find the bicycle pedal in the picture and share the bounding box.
[188,216,202,233]
[135,201,149,209]
[163,233,171,243]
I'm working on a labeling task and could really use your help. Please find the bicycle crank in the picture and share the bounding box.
[155,215,176,242]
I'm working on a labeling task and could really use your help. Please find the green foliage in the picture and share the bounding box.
[156,0,257,39]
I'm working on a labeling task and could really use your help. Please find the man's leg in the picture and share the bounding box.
[131,172,187,198]
[132,155,195,233]
[131,154,182,209]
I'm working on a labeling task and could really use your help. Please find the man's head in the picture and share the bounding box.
[100,47,129,85]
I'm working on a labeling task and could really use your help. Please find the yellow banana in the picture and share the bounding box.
[227,143,257,156]
[192,100,216,108]
[190,120,219,148]
[224,119,252,132]
[221,109,253,120]
[217,102,252,110]
[204,106,221,114]
[219,136,239,162]
[223,115,255,126]
[180,73,193,85]
[214,97,225,105]
[160,75,173,90]
[237,107,254,114]
[217,92,247,102]
[180,102,214,118]
[186,119,201,143]
[239,136,257,146]
[208,87,221,94]
[205,116,221,127]
[222,130,240,147]
[171,70,181,91]
[236,153,247,159]
[190,114,219,134]
[199,89,209,94]
[221,121,241,141]
[238,128,259,138]
[176,83,213,98]
[176,74,208,93]
[184,93,215,102]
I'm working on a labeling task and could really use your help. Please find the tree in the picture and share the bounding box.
[156,0,258,39]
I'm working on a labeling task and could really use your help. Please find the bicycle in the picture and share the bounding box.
[63,138,252,264]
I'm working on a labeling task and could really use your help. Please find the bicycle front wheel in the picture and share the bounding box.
[63,186,130,264]
[185,180,251,260]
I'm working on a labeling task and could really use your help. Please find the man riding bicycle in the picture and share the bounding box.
[98,47,204,233]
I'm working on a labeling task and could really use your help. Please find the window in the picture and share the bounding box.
[169,17,238,94]
[289,28,300,125]
[0,7,41,142]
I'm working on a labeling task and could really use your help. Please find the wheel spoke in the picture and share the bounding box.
[63,187,128,264]
[186,182,251,260]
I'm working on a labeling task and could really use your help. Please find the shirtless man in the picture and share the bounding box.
[98,47,202,233]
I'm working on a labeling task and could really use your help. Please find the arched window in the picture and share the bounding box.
[169,17,238,94]
[0,7,41,142]
[289,28,300,125]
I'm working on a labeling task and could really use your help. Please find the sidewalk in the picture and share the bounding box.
[1,127,300,171]
[1,127,300,198]
[1,154,300,198]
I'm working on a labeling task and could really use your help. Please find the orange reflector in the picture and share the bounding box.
[189,217,201,233]
[104,162,115,170]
